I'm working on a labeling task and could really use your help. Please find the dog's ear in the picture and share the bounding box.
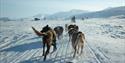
[32,26,35,31]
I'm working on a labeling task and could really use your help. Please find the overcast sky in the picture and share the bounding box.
[0,0,124,18]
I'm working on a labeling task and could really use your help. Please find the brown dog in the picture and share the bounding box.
[32,25,57,61]
[71,31,85,58]
[67,24,85,57]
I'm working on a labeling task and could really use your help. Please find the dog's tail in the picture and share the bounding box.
[74,32,83,47]
[32,26,47,36]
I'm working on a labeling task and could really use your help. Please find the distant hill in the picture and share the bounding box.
[45,6,125,20]
[46,9,89,20]
[109,15,125,19]
[75,6,125,19]
[12,6,125,21]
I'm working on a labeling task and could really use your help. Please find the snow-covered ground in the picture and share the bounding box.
[0,18,125,63]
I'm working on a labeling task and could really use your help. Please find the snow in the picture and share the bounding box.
[0,18,125,63]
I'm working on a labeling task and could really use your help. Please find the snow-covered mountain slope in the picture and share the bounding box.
[46,9,89,20]
[0,18,125,63]
[46,6,125,20]
[75,6,125,19]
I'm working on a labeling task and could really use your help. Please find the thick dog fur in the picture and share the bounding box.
[32,25,57,61]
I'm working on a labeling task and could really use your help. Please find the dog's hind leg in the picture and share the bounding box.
[42,41,45,56]
[44,44,50,61]
[52,39,57,52]
[80,45,83,54]
[73,46,77,58]
[81,37,84,54]
[80,41,84,55]
[77,44,80,54]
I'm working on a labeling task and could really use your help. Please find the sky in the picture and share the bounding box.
[0,0,125,19]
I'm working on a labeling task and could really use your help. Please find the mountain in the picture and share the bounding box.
[30,6,125,20]
[75,6,125,19]
[46,9,89,20]
[45,6,125,20]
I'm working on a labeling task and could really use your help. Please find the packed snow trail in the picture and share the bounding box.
[85,40,112,63]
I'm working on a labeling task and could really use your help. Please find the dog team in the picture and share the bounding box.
[32,23,85,61]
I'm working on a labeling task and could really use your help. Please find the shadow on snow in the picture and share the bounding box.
[0,41,42,52]
[20,53,73,63]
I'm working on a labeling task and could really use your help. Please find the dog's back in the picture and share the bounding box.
[54,26,63,35]
[44,30,56,44]
[54,26,63,39]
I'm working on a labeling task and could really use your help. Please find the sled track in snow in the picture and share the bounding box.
[0,34,112,63]
[0,34,29,50]
[47,35,109,63]
[85,41,112,63]
[27,35,112,63]
[51,37,72,63]
[55,35,112,63]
